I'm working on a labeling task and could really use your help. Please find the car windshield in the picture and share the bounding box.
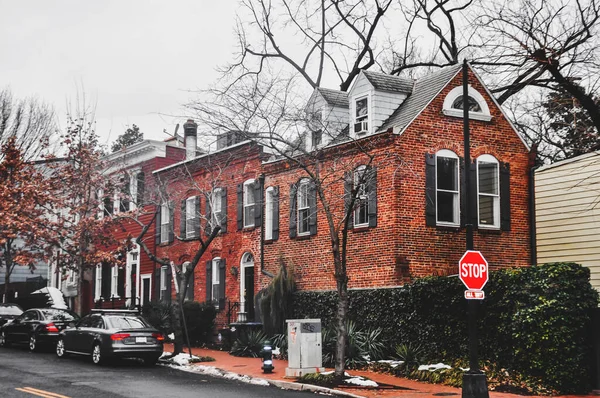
[40,309,78,322]
[107,316,149,329]
[0,305,22,316]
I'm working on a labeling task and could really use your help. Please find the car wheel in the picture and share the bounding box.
[29,335,38,352]
[0,331,8,347]
[92,343,103,365]
[56,338,68,358]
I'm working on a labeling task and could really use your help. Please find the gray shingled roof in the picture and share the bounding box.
[318,88,349,108]
[378,64,462,133]
[363,70,414,93]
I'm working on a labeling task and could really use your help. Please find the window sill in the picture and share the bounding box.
[478,226,501,234]
[264,238,277,244]
[242,226,256,232]
[158,242,171,247]
[181,236,200,242]
[351,225,371,233]
[435,224,461,232]
[293,234,313,241]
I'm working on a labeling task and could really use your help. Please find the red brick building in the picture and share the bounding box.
[150,64,533,328]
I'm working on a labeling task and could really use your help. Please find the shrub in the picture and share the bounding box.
[271,333,288,359]
[321,321,386,369]
[259,259,296,336]
[142,301,175,336]
[297,372,336,387]
[230,330,268,357]
[182,301,217,346]
[395,343,425,376]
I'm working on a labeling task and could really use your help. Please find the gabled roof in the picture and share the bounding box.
[362,70,414,94]
[317,88,348,108]
[378,64,462,133]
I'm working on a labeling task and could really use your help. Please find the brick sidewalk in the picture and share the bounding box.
[164,344,594,398]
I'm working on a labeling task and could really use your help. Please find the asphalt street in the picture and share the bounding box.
[0,346,315,398]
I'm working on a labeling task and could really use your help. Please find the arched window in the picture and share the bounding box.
[435,150,460,225]
[477,154,500,228]
[243,179,256,228]
[443,86,491,121]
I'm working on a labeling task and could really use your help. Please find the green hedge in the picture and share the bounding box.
[292,263,599,394]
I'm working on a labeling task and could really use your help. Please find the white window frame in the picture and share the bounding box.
[442,86,492,122]
[186,196,196,239]
[477,154,500,229]
[113,190,120,215]
[160,265,168,300]
[353,94,370,136]
[353,166,369,227]
[160,203,169,243]
[265,187,274,240]
[212,188,222,227]
[297,179,310,236]
[212,258,220,307]
[435,149,460,226]
[111,266,119,298]
[243,179,256,228]
[94,264,102,302]
[97,188,104,219]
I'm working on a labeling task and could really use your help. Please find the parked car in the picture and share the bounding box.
[56,309,164,365]
[0,303,24,327]
[0,308,79,351]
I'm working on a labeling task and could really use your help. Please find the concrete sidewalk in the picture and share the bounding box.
[163,344,593,398]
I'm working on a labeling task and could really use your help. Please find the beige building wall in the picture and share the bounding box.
[535,151,600,290]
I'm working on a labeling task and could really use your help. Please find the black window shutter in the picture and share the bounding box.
[272,186,279,241]
[221,187,228,233]
[180,200,186,237]
[194,196,201,238]
[289,183,297,238]
[168,202,175,243]
[118,267,125,298]
[154,268,160,302]
[500,162,511,231]
[187,268,195,301]
[254,182,263,227]
[236,184,243,230]
[367,166,377,227]
[218,259,226,309]
[308,181,317,235]
[205,261,212,303]
[205,192,212,235]
[425,153,436,227]
[344,172,353,227]
[155,206,161,245]
[166,266,172,303]
[470,162,478,230]
[459,157,466,227]
[136,172,145,207]
[101,264,111,299]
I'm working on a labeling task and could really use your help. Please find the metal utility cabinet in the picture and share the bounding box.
[285,319,324,377]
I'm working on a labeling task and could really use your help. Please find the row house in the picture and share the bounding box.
[147,63,533,329]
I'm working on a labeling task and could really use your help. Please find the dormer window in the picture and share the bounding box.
[354,96,369,135]
[443,86,491,122]
[311,130,322,149]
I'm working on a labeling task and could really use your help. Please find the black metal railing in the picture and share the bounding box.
[226,300,258,325]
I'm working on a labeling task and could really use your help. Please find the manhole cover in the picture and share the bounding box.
[232,365,247,368]
[433,393,459,396]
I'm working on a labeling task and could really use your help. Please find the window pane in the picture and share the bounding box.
[298,208,310,234]
[186,198,195,220]
[355,200,369,225]
[478,162,498,195]
[479,195,495,225]
[265,190,273,240]
[437,191,457,223]
[437,157,457,191]
[452,95,482,112]
[245,184,255,205]
[244,205,255,227]
[213,190,221,213]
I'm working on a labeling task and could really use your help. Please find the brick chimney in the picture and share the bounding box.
[183,119,198,160]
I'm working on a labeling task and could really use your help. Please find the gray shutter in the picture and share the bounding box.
[205,261,212,302]
[118,267,125,298]
[470,162,478,230]
[205,192,212,235]
[187,268,195,301]
[425,153,436,227]
[308,181,317,236]
[254,182,263,227]
[101,264,111,299]
[180,200,186,237]
[168,202,175,243]
[155,206,161,245]
[289,183,297,238]
[367,167,377,227]
[194,196,201,238]
[218,259,226,309]
[459,157,466,228]
[221,187,228,233]
[500,162,511,231]
[237,184,243,230]
[154,268,161,302]
[272,186,279,241]
[166,266,172,303]
[136,172,145,207]
[344,172,353,227]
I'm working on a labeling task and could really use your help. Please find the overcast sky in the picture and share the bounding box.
[0,0,239,147]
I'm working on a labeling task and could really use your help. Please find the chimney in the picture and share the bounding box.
[183,119,198,160]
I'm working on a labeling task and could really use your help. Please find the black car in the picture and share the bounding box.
[0,308,79,351]
[56,309,164,365]
[0,303,23,327]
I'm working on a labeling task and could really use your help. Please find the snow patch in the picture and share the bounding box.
[31,287,68,309]
[376,360,404,368]
[345,376,378,387]
[418,363,452,372]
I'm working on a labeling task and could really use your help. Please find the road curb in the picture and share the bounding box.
[267,379,365,398]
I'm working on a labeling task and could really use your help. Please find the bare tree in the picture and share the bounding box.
[0,87,56,161]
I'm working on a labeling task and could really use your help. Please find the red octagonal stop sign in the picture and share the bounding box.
[458,250,489,291]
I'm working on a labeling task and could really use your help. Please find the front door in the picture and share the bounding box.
[243,267,254,321]
[141,275,151,306]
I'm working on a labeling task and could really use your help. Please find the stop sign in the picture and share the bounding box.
[458,250,489,291]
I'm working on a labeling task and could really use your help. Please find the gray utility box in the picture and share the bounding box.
[285,319,324,378]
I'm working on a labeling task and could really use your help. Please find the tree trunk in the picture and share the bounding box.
[75,255,84,315]
[3,244,13,304]
[331,232,349,383]
[171,295,185,356]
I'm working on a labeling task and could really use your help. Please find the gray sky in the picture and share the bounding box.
[0,0,238,146]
